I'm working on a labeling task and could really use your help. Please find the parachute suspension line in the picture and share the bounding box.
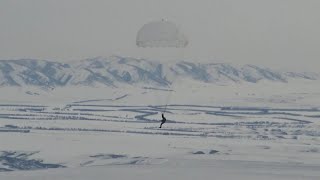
[136,20,188,115]
[161,48,185,115]
[161,64,178,115]
[162,86,174,114]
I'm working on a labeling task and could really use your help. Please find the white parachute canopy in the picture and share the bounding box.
[136,20,188,48]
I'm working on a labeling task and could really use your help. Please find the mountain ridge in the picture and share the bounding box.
[0,56,319,89]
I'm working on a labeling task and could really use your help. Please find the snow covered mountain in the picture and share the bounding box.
[0,56,319,89]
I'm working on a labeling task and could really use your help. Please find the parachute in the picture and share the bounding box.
[136,20,188,114]
[136,20,188,48]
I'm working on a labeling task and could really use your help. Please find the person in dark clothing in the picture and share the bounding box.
[159,113,167,128]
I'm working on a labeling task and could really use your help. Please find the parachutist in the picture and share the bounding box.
[136,20,187,128]
[159,113,167,128]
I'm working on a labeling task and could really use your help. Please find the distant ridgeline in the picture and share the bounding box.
[0,56,319,89]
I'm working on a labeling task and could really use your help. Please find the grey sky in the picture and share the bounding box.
[0,0,319,71]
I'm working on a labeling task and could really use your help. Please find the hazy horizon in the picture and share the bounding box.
[1,0,320,71]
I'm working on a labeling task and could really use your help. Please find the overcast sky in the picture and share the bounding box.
[0,0,319,71]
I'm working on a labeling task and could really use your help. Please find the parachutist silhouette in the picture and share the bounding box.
[159,113,167,128]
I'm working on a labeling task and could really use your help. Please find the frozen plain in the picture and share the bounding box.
[0,80,320,180]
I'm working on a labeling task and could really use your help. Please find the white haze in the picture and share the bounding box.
[0,0,320,71]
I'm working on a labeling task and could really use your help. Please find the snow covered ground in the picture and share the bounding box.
[0,80,320,179]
